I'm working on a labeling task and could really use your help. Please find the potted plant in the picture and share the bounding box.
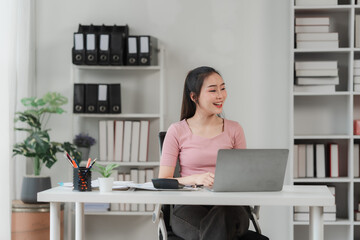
[91,163,120,192]
[13,92,81,203]
[73,133,96,164]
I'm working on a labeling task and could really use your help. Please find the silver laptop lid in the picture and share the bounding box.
[212,149,289,192]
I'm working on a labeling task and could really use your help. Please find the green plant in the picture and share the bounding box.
[13,92,81,176]
[91,163,120,178]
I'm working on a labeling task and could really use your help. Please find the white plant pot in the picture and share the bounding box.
[98,177,114,193]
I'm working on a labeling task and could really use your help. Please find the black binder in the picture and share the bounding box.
[97,84,109,113]
[126,36,139,65]
[139,36,158,66]
[85,25,98,65]
[109,84,121,114]
[85,84,98,113]
[72,33,85,65]
[110,25,129,65]
[73,84,85,113]
[98,25,111,65]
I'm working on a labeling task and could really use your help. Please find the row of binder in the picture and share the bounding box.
[72,24,158,66]
[73,84,121,114]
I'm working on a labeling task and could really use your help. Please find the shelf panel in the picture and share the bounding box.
[293,178,351,183]
[85,211,153,216]
[74,65,161,71]
[73,113,161,119]
[294,6,352,11]
[294,135,351,139]
[293,92,351,96]
[97,161,160,167]
[293,219,351,226]
[294,48,351,53]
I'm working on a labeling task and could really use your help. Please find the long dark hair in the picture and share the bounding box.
[180,66,221,121]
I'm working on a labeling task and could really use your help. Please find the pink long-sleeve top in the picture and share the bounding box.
[160,119,246,177]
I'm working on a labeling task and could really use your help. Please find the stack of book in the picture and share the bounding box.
[109,168,155,212]
[294,186,336,221]
[295,0,337,6]
[99,120,150,162]
[293,143,340,178]
[295,17,339,49]
[294,61,339,92]
[354,60,360,92]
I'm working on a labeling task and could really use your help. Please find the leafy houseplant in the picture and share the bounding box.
[13,92,81,202]
[91,163,120,192]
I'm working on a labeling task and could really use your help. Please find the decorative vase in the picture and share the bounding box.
[77,147,90,162]
[98,177,114,193]
[21,175,51,203]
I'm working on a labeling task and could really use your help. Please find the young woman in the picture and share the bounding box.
[159,66,249,240]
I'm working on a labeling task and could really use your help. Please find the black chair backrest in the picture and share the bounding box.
[158,131,181,178]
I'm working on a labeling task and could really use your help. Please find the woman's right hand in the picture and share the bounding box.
[192,172,214,186]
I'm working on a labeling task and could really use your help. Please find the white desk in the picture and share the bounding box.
[38,185,334,240]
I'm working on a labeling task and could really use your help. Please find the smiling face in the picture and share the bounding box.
[191,73,227,116]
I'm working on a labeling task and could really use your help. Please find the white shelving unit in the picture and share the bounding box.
[290,1,360,239]
[66,47,165,239]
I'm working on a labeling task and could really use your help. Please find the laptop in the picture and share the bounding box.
[210,149,289,192]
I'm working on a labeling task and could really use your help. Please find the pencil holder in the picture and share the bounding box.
[73,167,92,191]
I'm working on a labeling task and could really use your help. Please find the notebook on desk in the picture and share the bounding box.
[210,149,289,192]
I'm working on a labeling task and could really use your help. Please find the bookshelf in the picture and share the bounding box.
[290,1,360,239]
[68,47,165,236]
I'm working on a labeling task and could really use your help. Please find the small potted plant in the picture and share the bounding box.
[91,163,120,192]
[73,133,96,164]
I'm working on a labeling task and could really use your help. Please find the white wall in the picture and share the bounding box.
[34,0,290,239]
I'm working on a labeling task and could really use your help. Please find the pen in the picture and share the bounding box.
[85,158,97,176]
[86,158,91,168]
[63,153,74,167]
[72,160,78,168]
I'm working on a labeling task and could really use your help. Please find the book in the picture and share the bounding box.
[295,77,339,85]
[118,173,125,211]
[295,25,330,33]
[354,60,360,68]
[354,84,360,92]
[295,61,337,70]
[296,32,338,41]
[354,68,360,76]
[329,143,339,177]
[130,121,140,162]
[356,15,360,48]
[138,169,146,212]
[130,169,139,211]
[295,0,337,6]
[355,120,360,135]
[99,120,107,161]
[139,120,150,162]
[295,17,330,26]
[298,144,306,178]
[110,170,119,211]
[145,168,155,211]
[106,120,114,161]
[354,76,360,84]
[294,85,336,93]
[295,69,338,77]
[306,144,314,177]
[355,211,360,221]
[293,145,299,178]
[122,121,132,162]
[296,40,339,49]
[316,144,326,178]
[354,144,359,178]
[114,120,124,162]
[124,173,131,211]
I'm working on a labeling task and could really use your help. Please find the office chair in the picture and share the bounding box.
[152,131,269,240]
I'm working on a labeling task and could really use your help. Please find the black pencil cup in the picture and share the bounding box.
[73,167,92,191]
